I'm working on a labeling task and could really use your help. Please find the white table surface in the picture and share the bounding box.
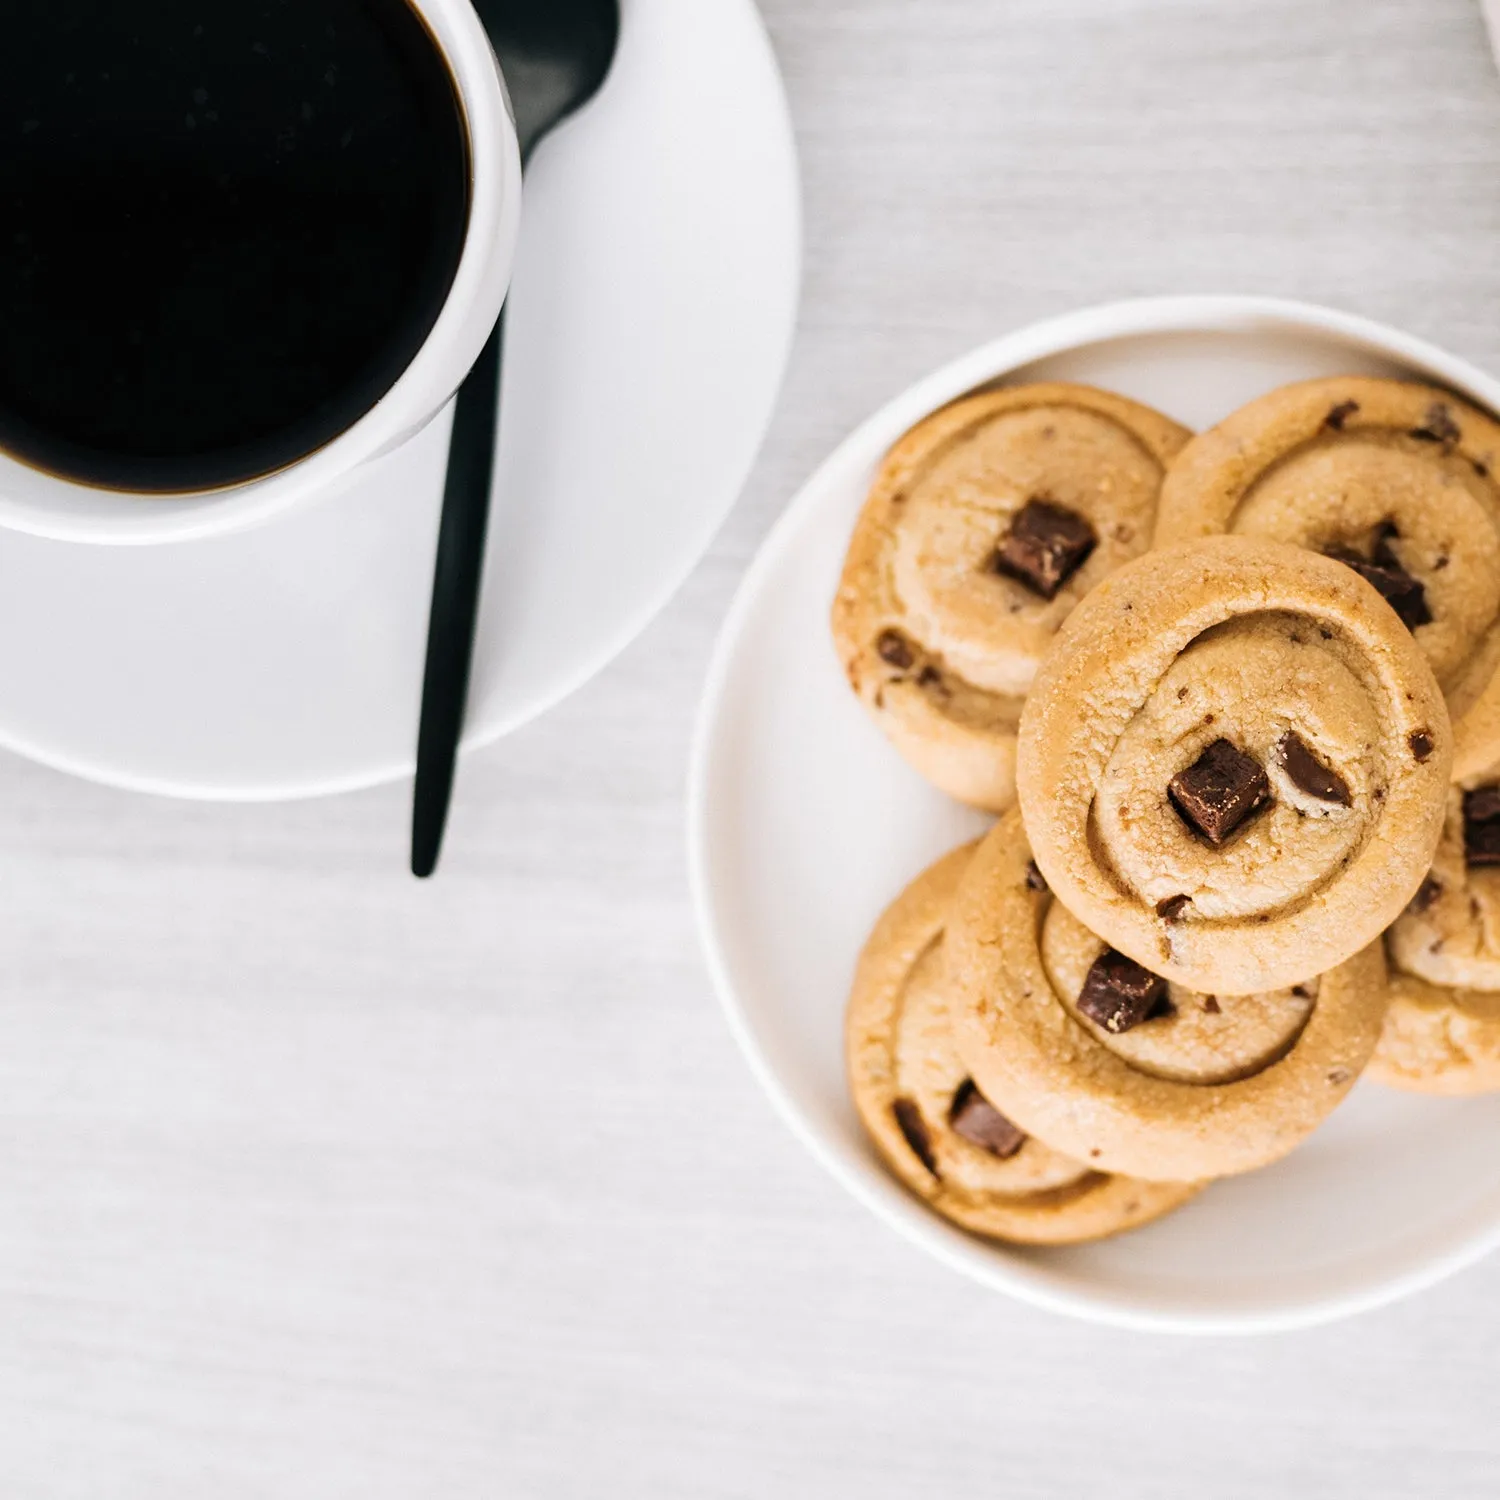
[6,1,1500,1494]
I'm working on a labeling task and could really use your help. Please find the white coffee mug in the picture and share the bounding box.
[0,0,521,546]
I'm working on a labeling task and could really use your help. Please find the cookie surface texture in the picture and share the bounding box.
[1372,777,1500,1093]
[1017,535,1452,994]
[832,382,1191,811]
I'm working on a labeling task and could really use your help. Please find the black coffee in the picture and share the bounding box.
[1,0,470,492]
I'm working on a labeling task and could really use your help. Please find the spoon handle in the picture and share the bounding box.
[410,309,506,878]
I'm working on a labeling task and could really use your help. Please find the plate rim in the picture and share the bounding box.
[687,292,1500,1334]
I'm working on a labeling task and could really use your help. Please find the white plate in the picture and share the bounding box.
[0,0,798,799]
[689,295,1500,1334]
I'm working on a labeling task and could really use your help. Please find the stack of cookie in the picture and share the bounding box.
[834,377,1500,1245]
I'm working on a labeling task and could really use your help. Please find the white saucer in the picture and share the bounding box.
[0,0,799,799]
[689,296,1500,1333]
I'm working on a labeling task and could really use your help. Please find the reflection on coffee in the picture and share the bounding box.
[1,0,471,493]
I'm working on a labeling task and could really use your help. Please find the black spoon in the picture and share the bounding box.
[411,0,621,878]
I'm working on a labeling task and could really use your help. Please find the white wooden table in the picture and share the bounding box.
[5,2,1500,1494]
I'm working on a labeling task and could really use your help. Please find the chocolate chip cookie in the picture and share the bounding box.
[945,811,1390,1181]
[831,383,1191,811]
[1371,776,1500,1093]
[1154,377,1500,779]
[1017,535,1451,995]
[846,842,1203,1242]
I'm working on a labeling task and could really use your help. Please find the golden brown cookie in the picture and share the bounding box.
[846,842,1203,1243]
[946,811,1390,1182]
[1017,535,1452,995]
[831,383,1191,811]
[1371,776,1500,1093]
[1155,376,1500,779]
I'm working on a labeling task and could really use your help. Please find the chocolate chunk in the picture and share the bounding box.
[1326,539,1432,631]
[993,498,1097,600]
[1202,995,1222,1014]
[1468,786,1500,821]
[1168,739,1272,846]
[1276,731,1351,806]
[892,1097,938,1176]
[948,1078,1026,1159]
[1465,786,1500,867]
[875,630,914,670]
[916,664,942,688]
[1024,859,1048,893]
[1374,525,1428,618]
[1325,399,1360,430]
[1409,728,1435,762]
[1077,949,1169,1034]
[1156,894,1191,921]
[1410,402,1461,447]
[1410,874,1443,913]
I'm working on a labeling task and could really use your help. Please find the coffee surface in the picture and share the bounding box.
[1,0,470,491]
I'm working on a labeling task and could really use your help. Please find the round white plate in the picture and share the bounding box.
[689,295,1500,1334]
[0,0,798,799]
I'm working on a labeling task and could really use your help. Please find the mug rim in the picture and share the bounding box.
[0,0,523,546]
